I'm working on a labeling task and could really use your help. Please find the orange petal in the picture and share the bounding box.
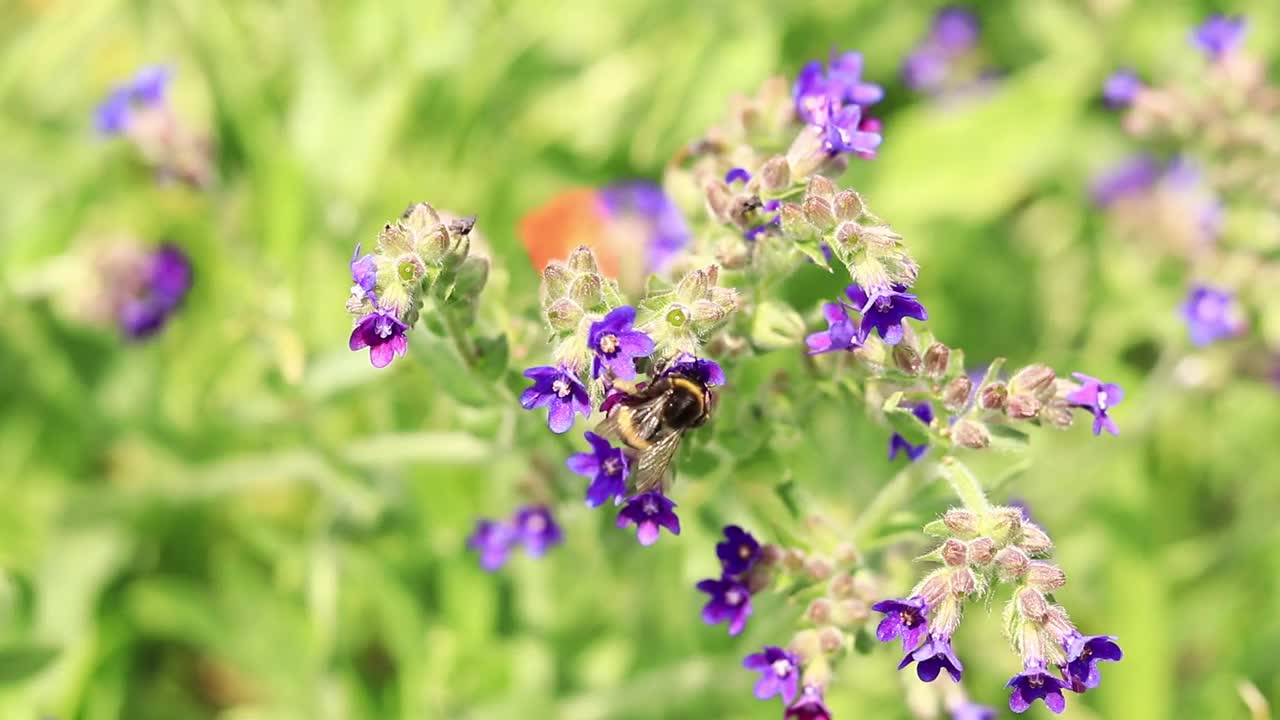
[518,189,620,277]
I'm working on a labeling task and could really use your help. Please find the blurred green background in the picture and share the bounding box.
[2,0,1280,718]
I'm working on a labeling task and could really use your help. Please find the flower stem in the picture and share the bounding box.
[852,463,922,545]
[441,303,478,368]
[938,456,991,515]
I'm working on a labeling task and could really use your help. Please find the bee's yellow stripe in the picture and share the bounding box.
[671,378,704,398]
[616,410,653,449]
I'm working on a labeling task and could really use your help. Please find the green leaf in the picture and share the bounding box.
[922,519,949,537]
[773,477,802,521]
[882,391,931,445]
[0,645,60,684]
[473,334,509,382]
[793,241,832,271]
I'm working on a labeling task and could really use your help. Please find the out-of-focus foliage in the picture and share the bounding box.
[1,0,1278,718]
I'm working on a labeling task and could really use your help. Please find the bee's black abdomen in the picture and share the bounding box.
[662,378,709,429]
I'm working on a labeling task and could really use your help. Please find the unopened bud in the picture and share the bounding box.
[1017,587,1050,621]
[569,274,603,309]
[917,571,951,607]
[545,298,584,332]
[949,568,978,595]
[851,573,878,600]
[1026,562,1066,591]
[452,256,489,299]
[1020,523,1054,554]
[923,342,951,378]
[789,629,821,662]
[952,420,991,449]
[833,543,860,567]
[829,574,856,599]
[990,507,1023,543]
[759,544,784,566]
[1006,393,1041,419]
[832,190,864,221]
[979,382,1008,411]
[760,155,791,192]
[676,267,710,303]
[805,556,834,582]
[1041,400,1075,428]
[942,376,973,411]
[1011,363,1057,396]
[968,537,997,565]
[419,227,450,264]
[806,174,837,202]
[540,262,572,302]
[995,546,1030,579]
[942,509,980,537]
[807,598,833,624]
[782,549,807,572]
[802,196,835,229]
[745,564,774,595]
[692,300,727,333]
[567,245,599,274]
[818,626,845,653]
[704,180,732,222]
[893,345,922,376]
[401,201,441,235]
[941,538,968,567]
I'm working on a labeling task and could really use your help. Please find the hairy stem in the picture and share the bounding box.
[938,456,991,515]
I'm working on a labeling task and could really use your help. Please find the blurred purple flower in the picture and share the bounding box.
[588,305,654,380]
[95,65,172,136]
[520,365,591,434]
[784,685,832,720]
[1066,372,1123,436]
[567,431,630,508]
[716,525,761,576]
[902,7,980,93]
[349,308,409,369]
[1191,14,1246,59]
[467,519,515,571]
[1089,156,1160,207]
[889,403,934,462]
[725,167,752,185]
[616,491,680,545]
[1007,663,1068,714]
[119,244,193,340]
[697,576,753,635]
[598,182,692,273]
[350,243,377,296]
[1103,69,1143,108]
[951,703,997,720]
[743,646,800,704]
[513,505,563,556]
[1182,285,1246,346]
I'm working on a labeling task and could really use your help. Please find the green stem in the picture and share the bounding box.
[440,303,478,368]
[938,456,991,514]
[852,464,922,545]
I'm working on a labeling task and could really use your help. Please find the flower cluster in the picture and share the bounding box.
[95,65,212,187]
[874,487,1123,714]
[60,239,194,341]
[467,505,563,571]
[697,526,764,635]
[901,7,991,97]
[345,202,482,369]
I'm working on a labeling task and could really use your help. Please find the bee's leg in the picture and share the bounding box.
[610,378,642,395]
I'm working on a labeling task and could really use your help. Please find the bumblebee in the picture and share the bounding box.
[596,368,715,494]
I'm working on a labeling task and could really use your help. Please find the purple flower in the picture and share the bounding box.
[1090,156,1160,206]
[716,525,761,576]
[119,244,194,340]
[1006,663,1069,714]
[794,50,884,158]
[902,7,980,92]
[597,182,692,273]
[871,596,930,650]
[567,431,630,508]
[349,309,409,369]
[847,284,928,345]
[743,646,800,705]
[827,51,886,106]
[819,101,883,155]
[350,243,377,296]
[1064,633,1123,691]
[616,491,680,545]
[931,7,980,53]
[784,685,832,720]
[1182,285,1246,346]
[725,167,752,184]
[806,302,861,355]
[889,403,934,462]
[1103,69,1143,108]
[664,354,726,386]
[1066,372,1123,436]
[1191,14,1246,60]
[696,576,752,635]
[95,65,172,136]
[520,365,591,434]
[951,703,997,720]
[512,505,563,556]
[467,519,515,571]
[588,306,655,380]
[898,634,963,682]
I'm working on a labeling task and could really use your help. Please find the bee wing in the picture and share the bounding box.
[595,397,665,445]
[631,430,682,495]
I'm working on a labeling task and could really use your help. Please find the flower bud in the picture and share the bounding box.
[817,626,845,653]
[923,342,951,378]
[833,221,860,249]
[833,598,869,626]
[703,180,732,222]
[892,345,922,376]
[806,174,837,202]
[750,300,806,350]
[418,227,450,265]
[1041,400,1074,428]
[832,190,864,222]
[990,507,1023,541]
[941,538,968,567]
[805,556,834,582]
[995,546,1030,580]
[1020,523,1054,554]
[545,298,584,333]
[949,568,978,595]
[567,245,599,274]
[692,300,728,334]
[540,262,572,303]
[802,196,835,229]
[1010,363,1057,396]
[851,573,878,600]
[676,267,710,303]
[401,201,441,237]
[807,598,833,624]
[979,382,1008,411]
[916,570,951,607]
[1016,587,1050,621]
[1026,561,1066,591]
[942,376,973,411]
[789,629,821,663]
[451,256,489,299]
[952,420,991,449]
[760,155,791,193]
[745,564,774,595]
[942,509,979,537]
[1006,393,1041,419]
[968,537,996,565]
[782,549,807,572]
[569,273,603,309]
[759,544,784,566]
[829,574,856,599]
[833,542,860,567]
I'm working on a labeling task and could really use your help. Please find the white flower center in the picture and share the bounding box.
[643,498,658,515]
[552,379,572,398]
[525,515,546,533]
[599,334,620,354]
[1097,391,1108,410]
[726,589,743,605]
[603,458,621,476]
[772,659,793,678]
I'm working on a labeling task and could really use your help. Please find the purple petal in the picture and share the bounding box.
[566,452,599,477]
[548,401,575,434]
[636,521,660,546]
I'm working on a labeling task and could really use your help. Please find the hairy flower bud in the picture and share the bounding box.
[805,556,834,582]
[691,300,727,334]
[1017,587,1050,622]
[807,598,833,624]
[569,273,604,309]
[1006,392,1041,419]
[990,507,1023,541]
[979,382,1008,411]
[995,546,1030,580]
[923,342,951,378]
[1041,399,1075,428]
[1026,561,1067,591]
[968,537,997,565]
[760,544,784,566]
[943,376,973,411]
[833,543,860,567]
[452,256,489,299]
[942,509,980,537]
[833,598,869,626]
[540,262,572,304]
[832,190,865,222]
[567,245,599,274]
[802,196,835,230]
[818,626,845,653]
[950,567,978,595]
[829,574,856,599]
[790,629,821,663]
[760,155,791,193]
[893,344,922,376]
[1020,523,1054,555]
[676,267,711,303]
[545,298,584,333]
[941,538,968,567]
[419,227,450,265]
[783,549,807,572]
[952,420,991,449]
[1010,363,1057,397]
[915,570,951,608]
[806,174,837,202]
[704,180,732,222]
